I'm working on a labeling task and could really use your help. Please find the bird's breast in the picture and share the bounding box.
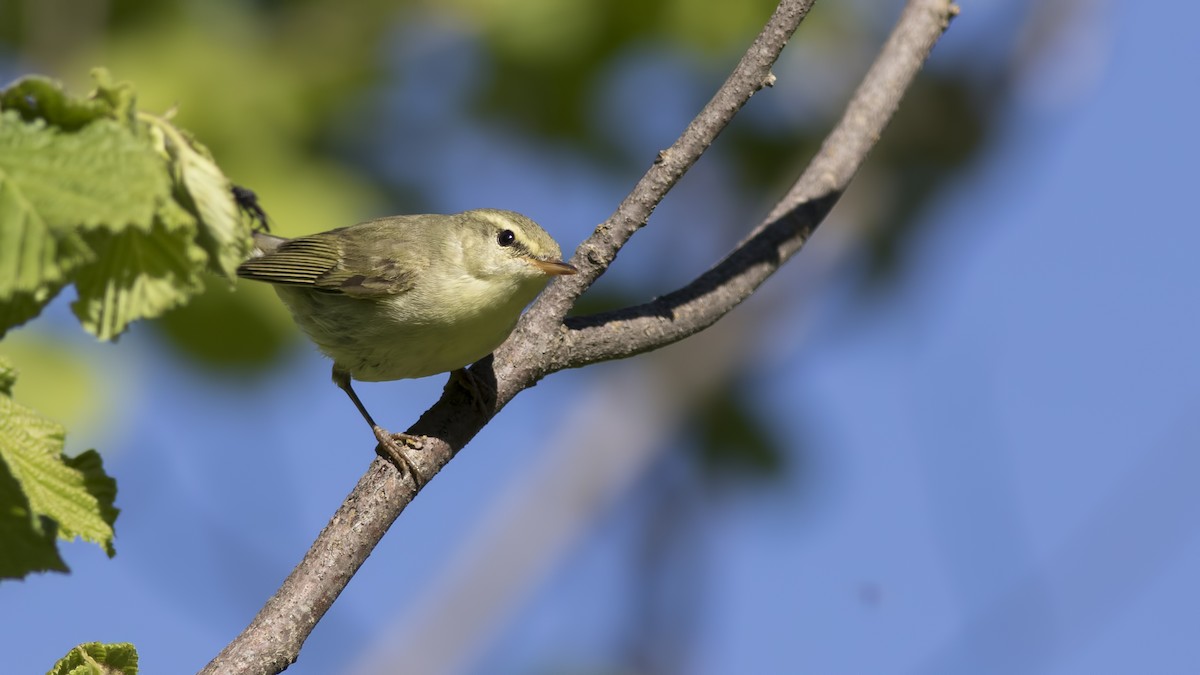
[275,273,546,382]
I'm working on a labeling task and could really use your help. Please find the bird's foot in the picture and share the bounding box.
[373,426,427,489]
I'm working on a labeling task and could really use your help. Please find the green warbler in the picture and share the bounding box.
[237,208,576,475]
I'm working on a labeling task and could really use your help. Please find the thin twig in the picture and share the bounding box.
[527,0,819,324]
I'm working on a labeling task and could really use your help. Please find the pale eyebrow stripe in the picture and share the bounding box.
[475,210,520,231]
[473,210,540,257]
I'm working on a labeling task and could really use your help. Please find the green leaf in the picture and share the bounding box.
[87,68,140,131]
[0,76,113,131]
[0,358,118,578]
[178,140,248,279]
[0,285,66,340]
[0,358,14,393]
[0,110,170,232]
[0,172,95,336]
[0,384,117,553]
[59,451,119,554]
[143,116,251,280]
[0,457,68,578]
[0,175,95,293]
[47,642,138,675]
[71,223,206,341]
[1,71,258,341]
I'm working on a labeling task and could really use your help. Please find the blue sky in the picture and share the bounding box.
[3,1,1199,674]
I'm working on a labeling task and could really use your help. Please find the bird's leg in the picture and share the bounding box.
[446,367,495,417]
[332,367,426,488]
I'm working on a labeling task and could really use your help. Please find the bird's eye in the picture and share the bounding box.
[497,229,516,247]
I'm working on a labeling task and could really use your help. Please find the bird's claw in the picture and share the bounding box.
[373,426,426,489]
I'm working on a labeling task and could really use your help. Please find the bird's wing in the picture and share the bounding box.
[237,229,418,298]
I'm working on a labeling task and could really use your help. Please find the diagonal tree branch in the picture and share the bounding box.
[526,0,819,325]
[200,1,956,673]
[553,0,959,370]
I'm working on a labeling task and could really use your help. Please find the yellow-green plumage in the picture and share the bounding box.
[237,208,575,382]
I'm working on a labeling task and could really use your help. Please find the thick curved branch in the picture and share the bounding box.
[200,2,954,673]
[555,0,958,370]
